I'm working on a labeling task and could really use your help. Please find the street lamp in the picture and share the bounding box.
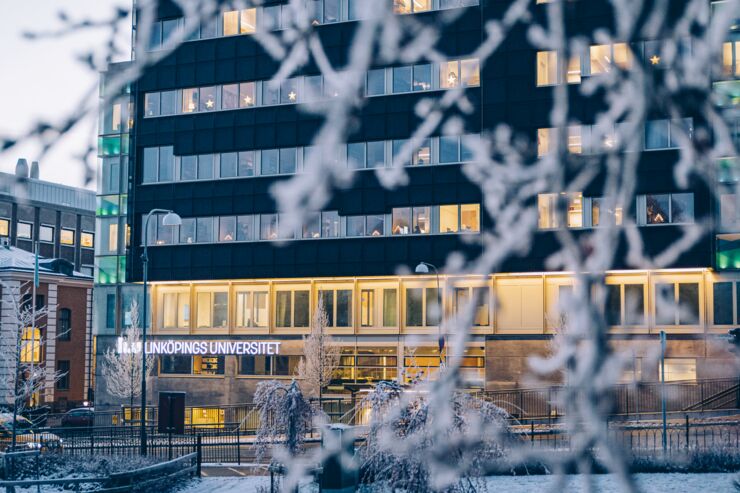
[140,209,181,455]
[414,262,444,367]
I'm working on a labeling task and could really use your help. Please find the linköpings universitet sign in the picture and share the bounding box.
[116,338,281,356]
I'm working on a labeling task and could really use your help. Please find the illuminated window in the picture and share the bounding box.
[590,43,632,74]
[440,61,460,88]
[236,291,268,328]
[239,82,256,108]
[240,8,257,33]
[537,128,554,157]
[461,59,480,86]
[641,193,694,225]
[394,0,432,14]
[223,10,239,36]
[182,88,198,113]
[392,208,411,235]
[21,328,41,363]
[196,290,228,328]
[60,228,75,245]
[412,207,431,234]
[159,355,192,374]
[460,204,480,232]
[537,51,558,86]
[0,219,8,236]
[193,355,225,375]
[567,126,583,154]
[354,347,398,383]
[440,205,459,233]
[412,139,431,165]
[81,231,94,248]
[722,41,740,77]
[160,290,190,329]
[218,216,236,242]
[404,346,441,382]
[199,87,217,111]
[659,358,697,382]
[538,192,583,229]
[360,289,375,327]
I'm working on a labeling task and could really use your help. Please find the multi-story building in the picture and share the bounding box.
[94,0,739,416]
[0,161,96,275]
[0,245,93,411]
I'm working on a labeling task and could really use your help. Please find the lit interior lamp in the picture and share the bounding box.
[447,72,458,86]
[188,102,196,111]
[243,95,253,106]
[650,55,661,65]
[288,91,297,101]
[205,99,215,109]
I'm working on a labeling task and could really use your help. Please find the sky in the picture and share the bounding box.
[0,0,131,190]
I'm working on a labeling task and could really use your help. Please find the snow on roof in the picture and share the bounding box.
[0,244,91,279]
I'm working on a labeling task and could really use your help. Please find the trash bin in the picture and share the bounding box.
[320,424,358,493]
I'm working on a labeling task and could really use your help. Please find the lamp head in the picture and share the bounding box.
[162,211,182,226]
[415,262,430,274]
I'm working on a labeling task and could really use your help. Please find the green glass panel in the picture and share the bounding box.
[97,195,120,216]
[98,136,121,157]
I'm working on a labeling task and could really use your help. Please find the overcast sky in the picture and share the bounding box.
[0,0,131,190]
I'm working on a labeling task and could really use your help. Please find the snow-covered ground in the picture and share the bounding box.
[177,473,739,492]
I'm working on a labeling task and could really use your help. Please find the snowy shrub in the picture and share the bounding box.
[254,380,314,461]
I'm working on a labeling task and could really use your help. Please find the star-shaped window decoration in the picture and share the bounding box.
[650,55,661,66]
[205,99,215,109]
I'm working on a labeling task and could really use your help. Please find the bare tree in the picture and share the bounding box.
[100,299,155,411]
[295,297,340,409]
[0,282,62,449]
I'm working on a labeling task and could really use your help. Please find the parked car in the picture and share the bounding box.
[60,407,95,428]
[0,413,62,452]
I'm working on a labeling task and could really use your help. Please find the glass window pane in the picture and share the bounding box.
[367,141,385,168]
[223,10,239,36]
[196,217,213,243]
[440,61,460,88]
[347,143,365,169]
[347,216,365,237]
[142,148,159,183]
[294,290,310,327]
[263,82,279,105]
[461,58,480,86]
[222,84,239,110]
[324,0,340,23]
[461,134,478,161]
[197,154,214,180]
[472,287,490,326]
[392,66,412,93]
[238,151,256,176]
[537,51,558,86]
[161,90,177,116]
[320,290,335,326]
[239,82,256,107]
[280,78,301,104]
[360,290,374,327]
[180,218,195,244]
[220,153,237,178]
[200,18,217,39]
[262,6,280,31]
[645,120,670,149]
[182,88,198,113]
[147,21,162,50]
[713,282,733,325]
[279,148,296,174]
[439,136,459,163]
[413,64,432,91]
[158,146,174,182]
[240,8,257,33]
[199,87,217,111]
[366,69,386,96]
[392,139,410,165]
[392,208,410,235]
[671,193,694,223]
[412,206,431,234]
[276,291,292,326]
[180,155,197,181]
[237,215,254,241]
[367,215,384,236]
[219,216,236,242]
[439,205,459,233]
[590,44,612,74]
[261,149,279,175]
[646,194,670,224]
[405,288,423,326]
[196,292,211,328]
[412,139,431,165]
[337,290,352,327]
[460,204,480,232]
[655,283,675,325]
[304,75,322,101]
[303,212,321,239]
[426,288,440,325]
[606,285,622,326]
[624,284,645,325]
[144,93,160,117]
[322,211,340,238]
[383,289,397,327]
[260,214,278,240]
[678,283,700,325]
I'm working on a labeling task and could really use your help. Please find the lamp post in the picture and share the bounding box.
[414,262,444,367]
[140,209,181,455]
